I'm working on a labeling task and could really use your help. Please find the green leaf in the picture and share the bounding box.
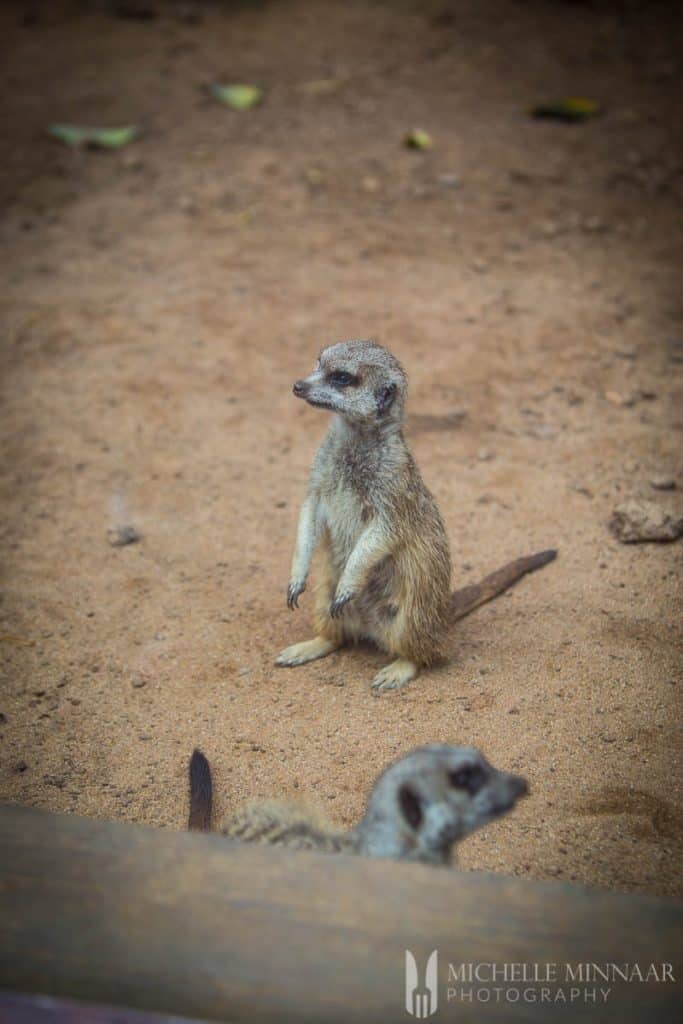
[530,98,601,122]
[404,129,433,150]
[209,83,262,110]
[48,124,139,148]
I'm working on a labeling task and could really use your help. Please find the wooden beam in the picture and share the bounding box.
[0,803,680,1022]
[0,991,212,1024]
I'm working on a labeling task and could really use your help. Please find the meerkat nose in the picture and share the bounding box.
[510,774,528,798]
[293,379,308,397]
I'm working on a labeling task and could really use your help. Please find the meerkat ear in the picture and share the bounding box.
[375,382,397,416]
[398,783,423,830]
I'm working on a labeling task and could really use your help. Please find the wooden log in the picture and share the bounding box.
[0,803,680,1023]
[0,990,211,1024]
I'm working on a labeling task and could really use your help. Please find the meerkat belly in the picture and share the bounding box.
[318,480,403,636]
[318,485,369,574]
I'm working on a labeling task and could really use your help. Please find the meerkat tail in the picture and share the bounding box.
[449,549,557,623]
[188,748,213,831]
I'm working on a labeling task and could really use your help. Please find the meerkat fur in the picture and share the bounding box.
[276,339,556,691]
[188,746,528,866]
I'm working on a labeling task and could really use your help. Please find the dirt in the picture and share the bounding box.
[0,0,681,898]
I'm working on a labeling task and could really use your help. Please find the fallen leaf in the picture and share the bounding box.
[304,167,325,187]
[530,98,601,122]
[209,83,262,110]
[48,124,139,148]
[404,129,433,150]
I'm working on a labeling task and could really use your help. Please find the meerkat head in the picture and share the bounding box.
[357,744,528,864]
[292,340,407,425]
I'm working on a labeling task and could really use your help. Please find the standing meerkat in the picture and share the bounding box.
[276,339,556,692]
[188,746,527,866]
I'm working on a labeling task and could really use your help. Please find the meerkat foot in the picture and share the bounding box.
[275,636,338,667]
[371,658,418,693]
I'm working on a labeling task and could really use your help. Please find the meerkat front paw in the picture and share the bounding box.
[287,580,306,609]
[371,658,418,694]
[329,590,354,619]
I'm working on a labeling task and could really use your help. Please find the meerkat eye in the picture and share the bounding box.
[327,370,357,388]
[398,783,423,830]
[448,765,484,794]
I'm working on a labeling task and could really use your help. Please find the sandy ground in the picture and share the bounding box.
[0,0,681,899]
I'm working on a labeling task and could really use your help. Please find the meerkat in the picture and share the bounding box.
[276,339,556,692]
[188,746,527,866]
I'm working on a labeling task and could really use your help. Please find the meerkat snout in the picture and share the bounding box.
[457,770,527,838]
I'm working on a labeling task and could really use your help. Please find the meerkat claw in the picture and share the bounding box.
[287,581,305,610]
[329,592,353,619]
[371,658,418,694]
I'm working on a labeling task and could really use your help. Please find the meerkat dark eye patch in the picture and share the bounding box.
[375,382,397,416]
[398,783,423,830]
[327,370,358,388]
[448,764,485,795]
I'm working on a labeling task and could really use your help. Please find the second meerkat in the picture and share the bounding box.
[277,339,555,692]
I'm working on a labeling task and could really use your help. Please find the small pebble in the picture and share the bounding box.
[650,475,676,491]
[540,220,561,238]
[108,524,140,547]
[605,390,635,407]
[361,176,380,194]
[528,423,557,440]
[613,346,637,360]
[122,152,144,171]
[582,217,607,234]
[609,500,683,543]
[438,172,460,188]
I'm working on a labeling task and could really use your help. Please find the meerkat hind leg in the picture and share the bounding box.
[276,635,338,667]
[371,658,418,693]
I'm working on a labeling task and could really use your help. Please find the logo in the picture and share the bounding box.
[405,949,438,1018]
